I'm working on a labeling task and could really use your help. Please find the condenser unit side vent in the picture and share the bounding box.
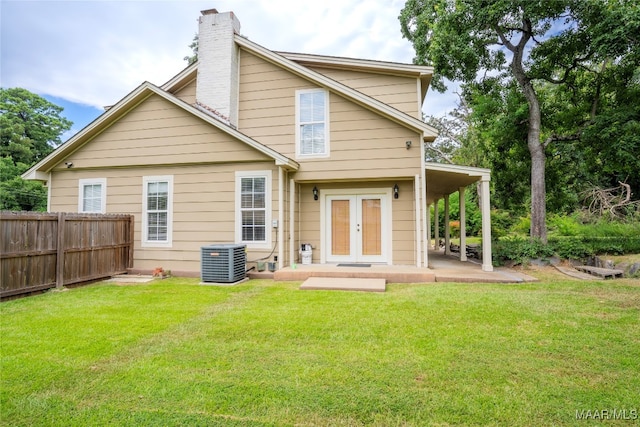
[201,244,246,283]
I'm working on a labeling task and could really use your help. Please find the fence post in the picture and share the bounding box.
[128,215,135,269]
[56,212,66,288]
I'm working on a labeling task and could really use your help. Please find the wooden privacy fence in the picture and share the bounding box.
[1,212,134,298]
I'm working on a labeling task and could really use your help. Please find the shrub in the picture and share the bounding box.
[549,237,594,260]
[494,237,555,265]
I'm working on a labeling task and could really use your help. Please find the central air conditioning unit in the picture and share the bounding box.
[201,244,246,283]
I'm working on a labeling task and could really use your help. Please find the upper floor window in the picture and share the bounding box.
[78,178,106,213]
[296,89,330,158]
[142,175,173,247]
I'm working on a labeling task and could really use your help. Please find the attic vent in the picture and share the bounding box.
[201,244,246,283]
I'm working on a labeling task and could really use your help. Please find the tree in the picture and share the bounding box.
[400,0,640,242]
[0,88,72,211]
[183,33,198,65]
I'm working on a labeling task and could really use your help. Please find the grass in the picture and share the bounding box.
[1,274,639,426]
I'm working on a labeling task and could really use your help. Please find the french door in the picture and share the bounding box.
[325,193,389,263]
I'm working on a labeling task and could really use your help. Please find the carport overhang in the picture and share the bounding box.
[425,162,493,272]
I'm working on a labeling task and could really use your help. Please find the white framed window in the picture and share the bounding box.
[142,175,173,247]
[78,178,106,213]
[295,88,330,158]
[235,170,271,249]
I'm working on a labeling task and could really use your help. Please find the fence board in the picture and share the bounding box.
[1,212,134,299]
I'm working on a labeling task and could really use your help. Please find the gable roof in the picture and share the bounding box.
[23,81,299,181]
[161,37,439,141]
[277,52,434,103]
[234,35,438,141]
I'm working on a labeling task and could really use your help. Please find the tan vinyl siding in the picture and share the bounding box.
[294,95,422,182]
[171,78,197,105]
[239,49,309,157]
[49,163,281,274]
[63,94,271,170]
[238,50,422,182]
[306,67,420,118]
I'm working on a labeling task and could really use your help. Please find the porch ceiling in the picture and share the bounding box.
[425,162,490,204]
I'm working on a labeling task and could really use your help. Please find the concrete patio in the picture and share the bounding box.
[258,250,537,284]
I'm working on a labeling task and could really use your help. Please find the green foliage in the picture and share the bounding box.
[400,0,640,238]
[494,237,555,265]
[1,87,71,164]
[549,237,594,260]
[0,88,71,211]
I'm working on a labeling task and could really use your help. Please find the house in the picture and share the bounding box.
[23,9,493,277]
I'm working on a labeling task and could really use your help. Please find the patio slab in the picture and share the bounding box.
[300,277,386,292]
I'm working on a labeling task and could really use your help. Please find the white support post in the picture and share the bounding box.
[444,194,450,255]
[414,175,422,267]
[278,167,284,270]
[433,199,439,250]
[459,187,467,262]
[426,202,431,259]
[289,178,295,267]
[481,178,493,271]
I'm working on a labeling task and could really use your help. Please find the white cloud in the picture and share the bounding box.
[1,0,456,116]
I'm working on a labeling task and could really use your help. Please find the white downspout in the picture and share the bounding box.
[278,167,284,270]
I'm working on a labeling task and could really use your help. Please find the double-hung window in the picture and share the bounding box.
[142,175,173,247]
[296,88,329,157]
[78,178,106,213]
[236,171,271,248]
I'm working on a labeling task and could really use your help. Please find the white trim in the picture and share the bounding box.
[421,140,428,266]
[142,175,173,248]
[78,178,107,213]
[414,175,422,268]
[47,172,52,212]
[459,187,467,262]
[321,188,392,265]
[481,178,493,272]
[235,170,272,250]
[278,167,284,269]
[289,178,295,267]
[295,88,330,159]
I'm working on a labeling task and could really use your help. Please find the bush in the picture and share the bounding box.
[549,237,594,260]
[494,237,555,265]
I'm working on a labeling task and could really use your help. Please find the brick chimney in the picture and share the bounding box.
[196,9,241,127]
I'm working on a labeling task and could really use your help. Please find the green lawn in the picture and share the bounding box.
[1,276,639,426]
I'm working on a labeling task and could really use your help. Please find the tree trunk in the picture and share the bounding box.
[529,137,547,242]
[507,23,548,243]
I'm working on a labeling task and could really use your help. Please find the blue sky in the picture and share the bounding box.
[1,0,458,142]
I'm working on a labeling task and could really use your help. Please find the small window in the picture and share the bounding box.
[142,176,173,247]
[296,89,330,157]
[235,171,271,248]
[78,178,106,213]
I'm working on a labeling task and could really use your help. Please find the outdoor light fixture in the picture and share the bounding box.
[65,162,73,168]
[313,186,319,201]
[405,140,412,149]
[393,184,399,199]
